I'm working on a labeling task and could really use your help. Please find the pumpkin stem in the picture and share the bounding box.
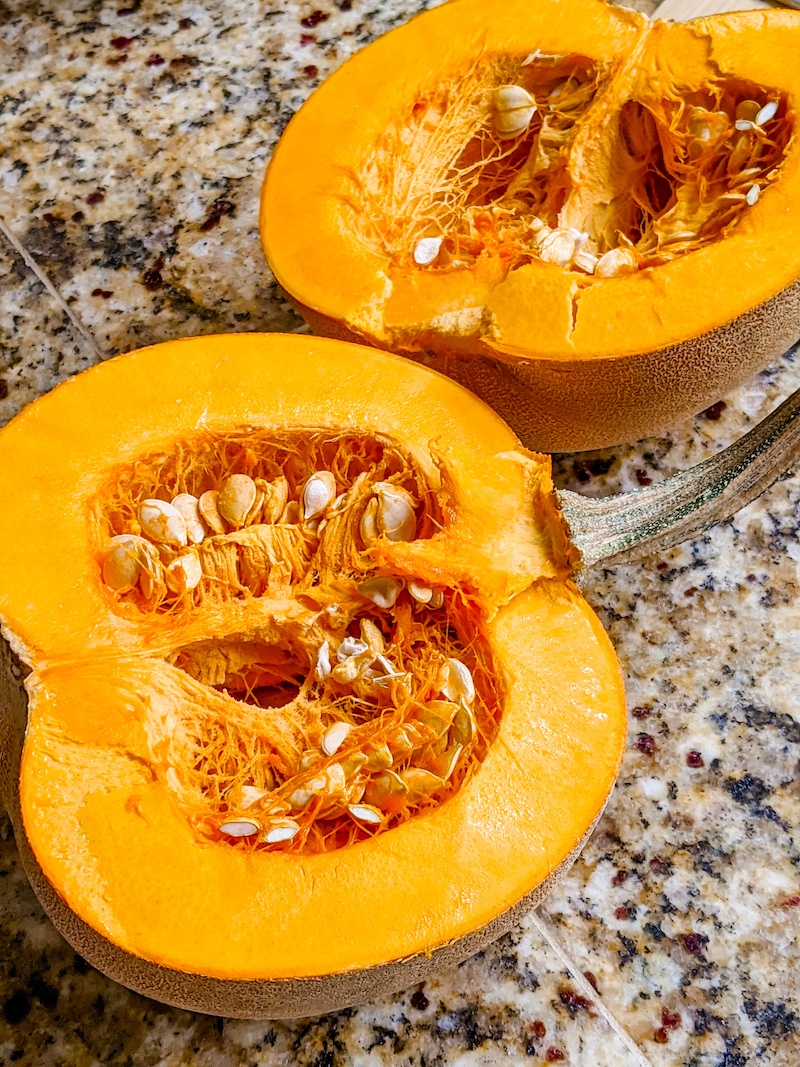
[559,386,800,568]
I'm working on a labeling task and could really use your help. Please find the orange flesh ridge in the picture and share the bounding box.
[261,0,800,360]
[20,578,625,979]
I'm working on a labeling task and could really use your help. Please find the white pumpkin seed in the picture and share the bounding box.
[359,617,385,653]
[756,101,778,126]
[375,484,416,541]
[573,248,598,274]
[746,184,760,206]
[408,581,433,603]
[414,236,442,265]
[302,471,336,521]
[219,819,259,837]
[217,474,257,528]
[734,119,756,132]
[492,84,536,139]
[170,493,207,544]
[428,588,445,609]
[539,228,575,267]
[322,721,352,756]
[315,639,331,681]
[595,248,638,278]
[348,803,382,824]
[102,535,147,592]
[198,490,226,535]
[165,552,202,593]
[289,788,313,809]
[138,499,188,546]
[357,576,403,609]
[440,658,475,704]
[359,496,379,544]
[265,820,300,844]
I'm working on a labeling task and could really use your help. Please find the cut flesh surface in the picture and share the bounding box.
[262,0,800,360]
[0,333,624,990]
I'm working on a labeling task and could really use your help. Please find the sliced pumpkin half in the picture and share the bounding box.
[0,334,625,1017]
[261,0,800,450]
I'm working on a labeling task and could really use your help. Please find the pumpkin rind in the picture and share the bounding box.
[0,334,625,1016]
[261,0,800,450]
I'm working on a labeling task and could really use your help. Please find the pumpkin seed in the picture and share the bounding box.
[416,699,459,739]
[264,820,300,844]
[240,786,267,809]
[595,247,638,278]
[439,657,475,704]
[103,535,148,592]
[539,228,575,267]
[217,474,257,528]
[573,248,598,274]
[315,639,331,681]
[428,588,444,609]
[433,743,463,780]
[138,499,189,546]
[289,787,313,809]
[357,576,403,608]
[364,769,407,811]
[451,701,476,746]
[734,119,756,132]
[408,581,433,604]
[364,742,393,770]
[401,767,444,798]
[735,99,761,123]
[756,101,778,126]
[302,470,336,521]
[170,493,207,544]
[219,819,259,837]
[375,483,416,541]
[359,617,385,654]
[340,751,368,776]
[492,84,536,139]
[322,721,352,756]
[359,496,379,544]
[165,552,202,593]
[746,184,760,206]
[348,803,382,824]
[199,490,226,535]
[414,236,442,265]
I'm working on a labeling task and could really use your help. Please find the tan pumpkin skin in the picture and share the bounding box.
[293,277,800,452]
[0,637,603,1018]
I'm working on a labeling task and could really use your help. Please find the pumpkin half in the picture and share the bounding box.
[261,0,800,452]
[0,334,625,1018]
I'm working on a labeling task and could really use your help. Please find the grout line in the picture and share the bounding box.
[0,215,104,359]
[531,910,658,1067]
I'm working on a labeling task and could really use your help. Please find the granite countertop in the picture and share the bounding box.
[0,1,798,1064]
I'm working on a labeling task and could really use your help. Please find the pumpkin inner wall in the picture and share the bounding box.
[89,429,504,855]
[351,51,792,282]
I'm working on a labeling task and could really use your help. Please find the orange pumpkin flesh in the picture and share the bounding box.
[261,0,800,451]
[0,334,625,1016]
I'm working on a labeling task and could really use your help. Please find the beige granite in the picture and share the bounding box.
[0,0,799,1064]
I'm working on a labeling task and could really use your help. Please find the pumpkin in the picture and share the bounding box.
[260,0,800,452]
[0,333,625,1018]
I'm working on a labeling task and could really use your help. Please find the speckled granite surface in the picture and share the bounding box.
[0,0,798,1064]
